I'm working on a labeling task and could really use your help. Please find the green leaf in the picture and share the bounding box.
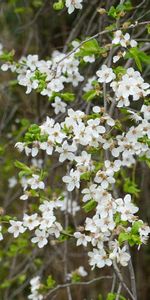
[14,7,32,14]
[46,275,56,289]
[118,232,130,244]
[80,172,91,181]
[0,50,15,62]
[108,1,132,19]
[58,227,73,242]
[105,24,116,31]
[71,273,81,283]
[106,293,115,300]
[83,90,97,102]
[28,124,40,134]
[83,199,97,213]
[127,48,150,72]
[76,39,100,57]
[0,215,12,222]
[114,212,121,225]
[0,280,12,289]
[108,6,118,19]
[123,178,140,197]
[14,161,32,174]
[113,66,126,79]
[18,274,26,284]
[138,51,150,64]
[107,292,127,300]
[133,54,142,72]
[53,0,64,10]
[129,234,141,246]
[131,221,143,235]
[32,0,43,8]
[61,92,75,102]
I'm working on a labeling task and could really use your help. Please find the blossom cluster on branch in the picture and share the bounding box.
[0,3,150,298]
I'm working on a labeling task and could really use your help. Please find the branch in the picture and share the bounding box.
[126,244,137,300]
[44,276,113,299]
[113,261,135,300]
[57,20,150,65]
[116,283,122,300]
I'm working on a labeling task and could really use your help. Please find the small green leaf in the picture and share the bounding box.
[113,66,126,79]
[118,232,130,244]
[80,172,91,181]
[127,47,150,72]
[106,293,115,300]
[76,39,100,57]
[71,273,81,283]
[28,124,40,134]
[53,0,64,10]
[14,161,32,173]
[0,50,15,62]
[46,275,56,289]
[123,178,140,197]
[83,199,97,213]
[108,1,132,19]
[18,274,26,284]
[61,92,75,102]
[83,90,97,102]
[131,221,143,234]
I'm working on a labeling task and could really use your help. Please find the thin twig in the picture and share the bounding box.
[113,261,135,300]
[116,283,122,300]
[44,276,113,299]
[126,244,137,300]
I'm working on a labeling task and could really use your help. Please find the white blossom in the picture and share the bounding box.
[96,65,116,83]
[31,229,48,248]
[23,214,40,230]
[65,0,83,14]
[52,96,67,114]
[8,220,26,238]
[63,169,80,191]
[27,175,45,190]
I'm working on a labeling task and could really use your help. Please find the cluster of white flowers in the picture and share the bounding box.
[96,65,150,107]
[1,22,150,280]
[18,174,45,201]
[74,191,148,269]
[8,200,63,248]
[15,100,150,172]
[111,30,137,63]
[28,276,43,300]
[11,101,150,266]
[65,0,83,14]
[1,50,84,104]
[112,30,137,48]
[1,33,149,113]
[111,68,150,107]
